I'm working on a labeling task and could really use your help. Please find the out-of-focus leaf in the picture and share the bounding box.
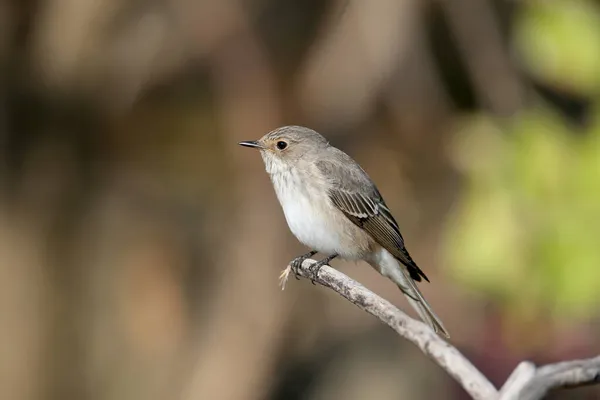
[514,0,600,95]
[445,104,600,321]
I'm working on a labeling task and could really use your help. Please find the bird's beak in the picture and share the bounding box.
[238,140,264,149]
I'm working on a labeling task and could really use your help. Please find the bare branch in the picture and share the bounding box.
[289,259,499,400]
[498,362,536,399]
[500,356,600,400]
[290,260,600,400]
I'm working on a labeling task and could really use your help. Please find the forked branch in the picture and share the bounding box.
[284,259,600,400]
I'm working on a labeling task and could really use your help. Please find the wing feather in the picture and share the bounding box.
[329,188,428,282]
[316,154,429,282]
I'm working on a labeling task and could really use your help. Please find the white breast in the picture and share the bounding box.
[268,164,365,258]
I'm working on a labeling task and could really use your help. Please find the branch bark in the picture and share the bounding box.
[287,259,497,400]
[499,357,600,400]
[288,259,600,400]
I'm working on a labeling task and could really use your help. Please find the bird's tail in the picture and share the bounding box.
[389,262,450,338]
[403,287,450,338]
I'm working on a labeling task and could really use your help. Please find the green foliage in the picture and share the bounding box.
[514,0,600,95]
[447,107,600,315]
[444,0,600,321]
[445,107,600,319]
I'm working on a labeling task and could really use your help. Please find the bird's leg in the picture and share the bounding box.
[290,250,318,279]
[308,254,338,284]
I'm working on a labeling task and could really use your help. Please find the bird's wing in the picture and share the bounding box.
[316,155,429,282]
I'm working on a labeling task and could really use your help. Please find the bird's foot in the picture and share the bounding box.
[308,254,338,284]
[289,250,318,280]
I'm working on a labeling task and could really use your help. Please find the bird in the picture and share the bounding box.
[239,125,449,338]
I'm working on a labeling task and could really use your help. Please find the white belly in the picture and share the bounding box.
[270,169,369,258]
[280,188,340,254]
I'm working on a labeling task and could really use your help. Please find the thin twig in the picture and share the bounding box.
[497,362,536,399]
[289,259,498,400]
[289,259,600,400]
[499,356,600,400]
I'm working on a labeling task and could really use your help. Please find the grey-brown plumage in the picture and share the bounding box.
[315,150,429,283]
[239,125,449,338]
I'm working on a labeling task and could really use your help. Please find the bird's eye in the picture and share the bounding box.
[276,141,288,150]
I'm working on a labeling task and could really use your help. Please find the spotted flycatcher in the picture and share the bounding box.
[239,125,449,338]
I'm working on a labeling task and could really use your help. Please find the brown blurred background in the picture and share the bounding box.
[0,1,599,399]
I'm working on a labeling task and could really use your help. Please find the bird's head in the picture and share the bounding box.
[239,125,329,174]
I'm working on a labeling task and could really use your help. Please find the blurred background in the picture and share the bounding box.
[0,0,599,399]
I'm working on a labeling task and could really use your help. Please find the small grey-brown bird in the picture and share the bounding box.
[239,125,449,338]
